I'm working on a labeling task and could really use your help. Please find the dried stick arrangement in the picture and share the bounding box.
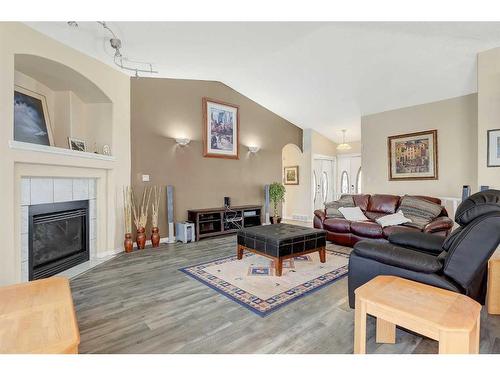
[123,186,133,233]
[131,186,152,230]
[151,186,162,228]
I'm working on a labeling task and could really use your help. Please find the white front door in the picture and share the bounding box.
[313,157,335,210]
[338,155,362,196]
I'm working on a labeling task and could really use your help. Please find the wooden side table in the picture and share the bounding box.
[487,249,500,315]
[0,277,80,354]
[354,276,481,354]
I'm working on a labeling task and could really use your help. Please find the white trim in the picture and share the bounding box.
[312,153,336,161]
[98,248,124,258]
[9,140,116,161]
[337,152,361,158]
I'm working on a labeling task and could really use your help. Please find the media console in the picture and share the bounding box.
[188,205,262,241]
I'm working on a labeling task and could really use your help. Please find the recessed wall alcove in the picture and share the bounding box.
[14,54,113,154]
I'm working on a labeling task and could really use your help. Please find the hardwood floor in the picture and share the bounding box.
[70,235,500,354]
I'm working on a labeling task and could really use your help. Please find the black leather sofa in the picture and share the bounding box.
[348,190,500,308]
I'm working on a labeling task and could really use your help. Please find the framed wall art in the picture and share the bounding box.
[487,129,500,167]
[388,130,438,180]
[14,85,54,146]
[202,97,239,159]
[284,166,299,185]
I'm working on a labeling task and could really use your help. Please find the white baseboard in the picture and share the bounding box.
[283,215,311,222]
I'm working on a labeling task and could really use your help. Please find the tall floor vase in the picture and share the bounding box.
[124,233,133,253]
[136,227,146,250]
[151,227,160,248]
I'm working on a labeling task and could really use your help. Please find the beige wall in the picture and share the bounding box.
[361,94,478,198]
[478,47,500,189]
[131,77,302,236]
[0,23,130,285]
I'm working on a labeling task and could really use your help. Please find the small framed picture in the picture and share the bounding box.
[487,129,500,167]
[68,137,87,152]
[284,166,299,185]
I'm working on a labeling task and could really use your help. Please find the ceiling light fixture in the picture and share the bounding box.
[336,129,352,151]
[248,146,260,153]
[88,21,159,78]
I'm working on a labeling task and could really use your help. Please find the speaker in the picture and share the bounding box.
[224,196,231,208]
[480,185,490,192]
[167,185,175,243]
[462,185,471,201]
[264,184,270,225]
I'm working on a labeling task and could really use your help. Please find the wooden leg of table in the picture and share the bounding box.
[376,318,396,344]
[275,258,283,276]
[439,331,471,354]
[469,315,480,354]
[354,296,367,354]
[319,247,326,263]
[237,245,244,260]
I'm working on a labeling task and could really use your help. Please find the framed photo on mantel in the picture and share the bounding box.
[388,130,438,181]
[202,97,239,159]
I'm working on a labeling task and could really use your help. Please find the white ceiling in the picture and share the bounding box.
[25,22,500,142]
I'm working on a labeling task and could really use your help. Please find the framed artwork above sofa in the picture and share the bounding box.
[387,129,438,180]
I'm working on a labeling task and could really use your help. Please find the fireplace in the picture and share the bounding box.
[29,200,89,280]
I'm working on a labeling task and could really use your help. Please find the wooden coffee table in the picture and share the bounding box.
[354,276,481,354]
[0,277,80,354]
[236,223,327,276]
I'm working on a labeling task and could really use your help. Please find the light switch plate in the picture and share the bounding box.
[142,174,150,182]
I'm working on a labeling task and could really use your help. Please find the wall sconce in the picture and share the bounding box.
[175,138,191,146]
[248,146,260,153]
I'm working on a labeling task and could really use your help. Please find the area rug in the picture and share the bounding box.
[180,246,350,317]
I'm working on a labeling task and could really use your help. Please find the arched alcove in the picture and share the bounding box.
[282,143,307,221]
[14,54,113,153]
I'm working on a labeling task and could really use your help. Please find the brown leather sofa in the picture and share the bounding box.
[313,194,454,247]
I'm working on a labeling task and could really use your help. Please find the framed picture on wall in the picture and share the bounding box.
[68,137,87,152]
[284,166,299,185]
[487,129,500,167]
[13,85,54,146]
[202,97,239,159]
[388,130,438,180]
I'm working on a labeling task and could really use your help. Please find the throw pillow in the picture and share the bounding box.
[338,206,369,221]
[398,195,443,229]
[325,195,355,218]
[375,210,412,228]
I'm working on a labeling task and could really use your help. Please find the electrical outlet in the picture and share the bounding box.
[142,174,150,182]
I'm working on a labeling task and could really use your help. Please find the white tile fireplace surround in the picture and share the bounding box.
[20,177,98,281]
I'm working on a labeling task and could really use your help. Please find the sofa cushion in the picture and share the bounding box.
[350,221,383,238]
[382,225,419,238]
[352,194,370,212]
[323,218,351,233]
[399,195,443,229]
[367,194,400,214]
[364,211,385,221]
[325,195,354,218]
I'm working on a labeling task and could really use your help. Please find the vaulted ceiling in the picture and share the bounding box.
[26,22,500,142]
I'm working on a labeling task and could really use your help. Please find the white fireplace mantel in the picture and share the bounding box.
[9,140,116,162]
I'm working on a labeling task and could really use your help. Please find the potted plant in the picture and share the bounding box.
[269,182,286,224]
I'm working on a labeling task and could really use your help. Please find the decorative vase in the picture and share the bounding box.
[124,233,133,253]
[136,227,146,250]
[151,227,160,248]
[270,216,282,224]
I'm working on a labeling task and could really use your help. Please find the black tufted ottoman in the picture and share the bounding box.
[236,223,327,276]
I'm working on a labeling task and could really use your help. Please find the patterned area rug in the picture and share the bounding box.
[180,245,350,317]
